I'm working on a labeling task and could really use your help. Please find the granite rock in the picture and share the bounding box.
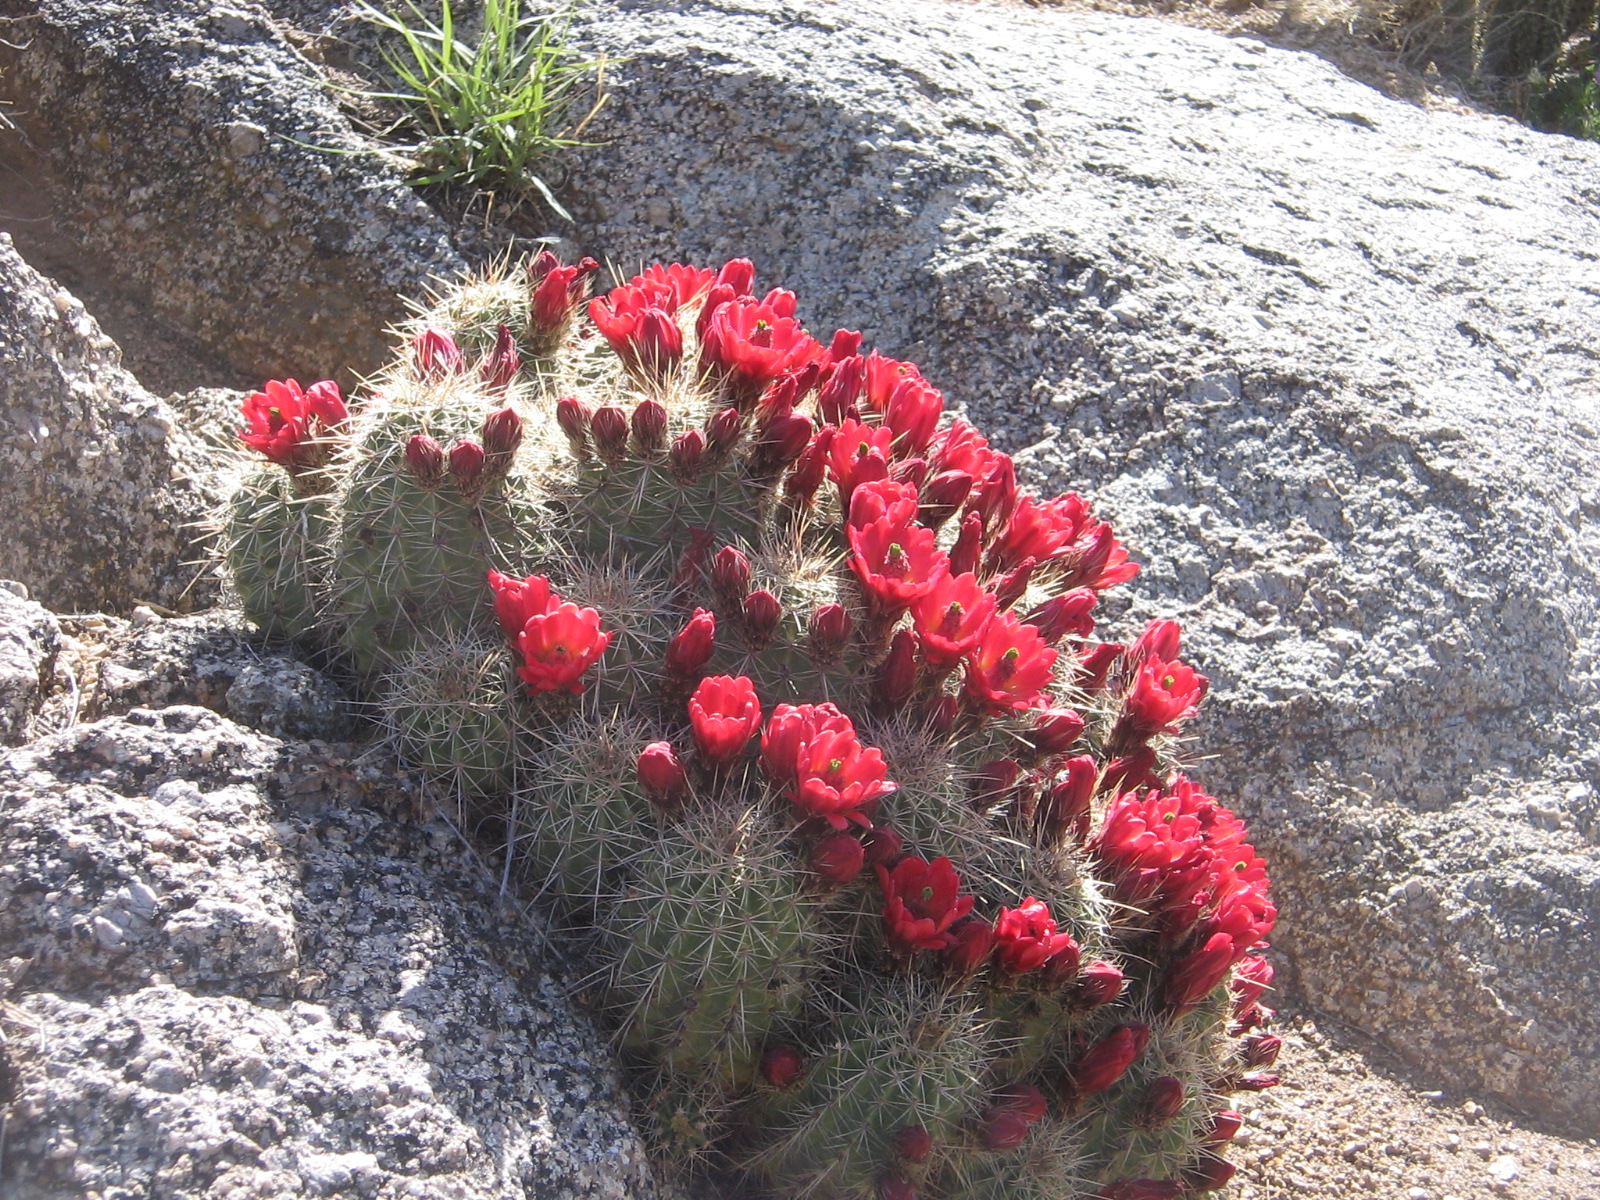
[0,583,62,746]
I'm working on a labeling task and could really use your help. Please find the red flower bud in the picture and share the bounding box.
[1138,1076,1186,1128]
[1240,1033,1282,1068]
[877,1178,917,1200]
[405,433,446,489]
[890,456,928,488]
[711,546,753,611]
[1235,1071,1280,1092]
[979,1108,1033,1151]
[1204,1110,1243,1144]
[631,399,668,453]
[861,824,904,868]
[413,328,464,381]
[633,307,684,383]
[970,759,1021,815]
[807,603,853,665]
[784,432,829,505]
[872,629,918,714]
[1181,1154,1236,1192]
[1024,589,1098,644]
[688,675,762,766]
[1071,1024,1149,1095]
[760,1045,804,1089]
[665,608,717,680]
[750,411,814,475]
[1078,641,1124,691]
[949,511,985,577]
[941,917,995,977]
[809,831,865,887]
[449,438,486,498]
[1099,746,1160,796]
[991,556,1037,611]
[918,469,974,528]
[669,428,707,481]
[1071,960,1126,1009]
[706,406,744,458]
[1130,618,1182,665]
[1231,955,1275,1014]
[714,257,756,296]
[481,324,521,391]
[590,405,629,461]
[482,407,524,481]
[891,1124,932,1164]
[742,589,783,650]
[1096,1181,1182,1200]
[1039,756,1097,845]
[1026,709,1086,758]
[993,1082,1049,1123]
[555,396,592,456]
[637,742,688,808]
[923,693,960,736]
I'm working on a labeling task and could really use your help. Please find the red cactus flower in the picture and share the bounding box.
[637,742,688,808]
[700,296,823,407]
[941,918,996,977]
[962,610,1059,714]
[1204,1110,1244,1144]
[688,675,763,766]
[877,855,974,954]
[1231,955,1275,1014]
[847,489,946,617]
[809,831,866,886]
[627,261,716,312]
[826,419,896,508]
[792,723,895,830]
[588,286,685,383]
[759,1044,804,1088]
[881,372,944,457]
[759,703,853,786]
[239,378,347,473]
[528,251,599,334]
[1071,1024,1149,1096]
[892,1124,933,1164]
[993,897,1080,975]
[412,328,465,380]
[1112,655,1209,747]
[910,571,997,673]
[1129,618,1183,665]
[1023,588,1099,643]
[516,601,611,695]
[486,570,556,641]
[1162,932,1238,1014]
[1240,1032,1282,1068]
[665,608,717,680]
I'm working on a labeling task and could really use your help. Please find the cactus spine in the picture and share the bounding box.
[225,252,1280,1199]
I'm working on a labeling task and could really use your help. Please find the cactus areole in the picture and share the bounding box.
[226,255,1278,1199]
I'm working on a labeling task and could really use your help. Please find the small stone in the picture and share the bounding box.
[1489,1155,1520,1184]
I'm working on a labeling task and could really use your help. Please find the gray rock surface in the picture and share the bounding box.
[564,0,1600,1130]
[0,0,467,383]
[0,236,226,614]
[0,702,656,1200]
[0,584,61,746]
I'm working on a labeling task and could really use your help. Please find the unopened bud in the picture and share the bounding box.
[665,608,716,680]
[1071,960,1125,1009]
[555,396,592,456]
[827,328,862,362]
[970,759,1021,815]
[448,438,486,498]
[979,1108,1033,1151]
[696,282,737,342]
[481,406,524,463]
[742,589,782,650]
[941,918,995,977]
[404,434,446,489]
[784,433,829,505]
[637,742,688,809]
[949,511,984,577]
[711,546,753,611]
[1236,1071,1280,1092]
[759,1045,804,1089]
[669,428,706,482]
[918,469,973,528]
[809,832,865,887]
[1077,641,1124,691]
[1071,1024,1149,1096]
[750,412,814,476]
[590,405,629,461]
[992,556,1037,611]
[481,324,521,391]
[872,629,917,714]
[413,328,464,381]
[706,406,744,458]
[1138,1076,1186,1128]
[1181,1155,1236,1192]
[861,824,904,868]
[631,399,668,453]
[1204,1110,1243,1144]
[877,1177,916,1200]
[1040,755,1097,844]
[924,693,960,737]
[807,602,852,665]
[714,257,756,296]
[1240,1033,1282,1068]
[891,1124,932,1164]
[634,308,683,383]
[1026,709,1086,759]
[890,456,927,488]
[1025,588,1099,643]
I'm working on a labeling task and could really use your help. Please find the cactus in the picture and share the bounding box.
[224,253,1281,1199]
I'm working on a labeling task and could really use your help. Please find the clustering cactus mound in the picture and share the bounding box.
[225,252,1281,1200]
